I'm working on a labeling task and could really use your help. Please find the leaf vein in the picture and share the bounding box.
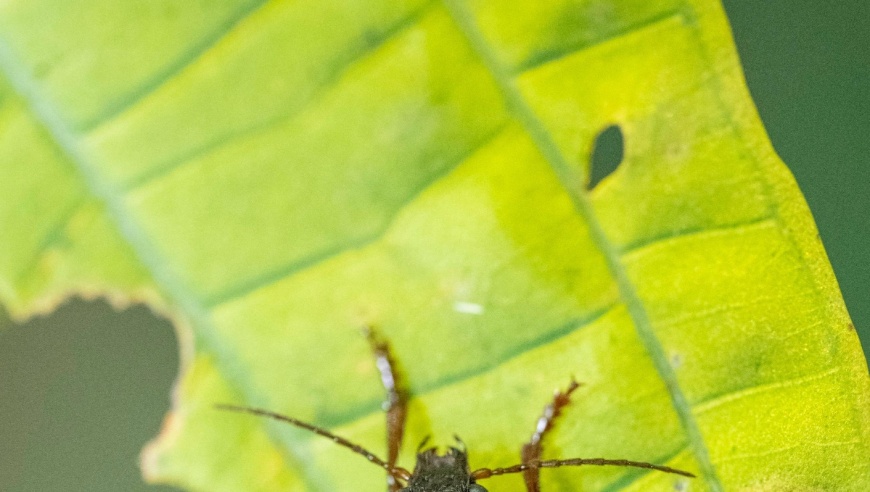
[120,0,439,192]
[204,121,508,307]
[655,292,811,330]
[693,366,843,415]
[15,197,86,284]
[318,304,617,429]
[714,439,862,464]
[516,9,684,75]
[620,215,775,257]
[438,1,723,489]
[82,0,270,132]
[0,32,324,491]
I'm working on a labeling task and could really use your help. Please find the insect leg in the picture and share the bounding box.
[520,379,581,492]
[364,326,409,492]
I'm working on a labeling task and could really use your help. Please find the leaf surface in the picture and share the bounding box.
[0,0,868,490]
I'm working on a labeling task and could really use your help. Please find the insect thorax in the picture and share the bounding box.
[400,448,486,492]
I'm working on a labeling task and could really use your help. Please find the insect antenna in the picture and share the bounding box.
[215,404,412,482]
[471,458,696,480]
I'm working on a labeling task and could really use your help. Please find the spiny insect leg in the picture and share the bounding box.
[520,379,581,492]
[364,326,409,492]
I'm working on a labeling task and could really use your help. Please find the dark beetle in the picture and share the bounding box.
[218,328,694,491]
[402,446,484,492]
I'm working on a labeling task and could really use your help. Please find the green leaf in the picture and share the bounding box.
[1,0,868,491]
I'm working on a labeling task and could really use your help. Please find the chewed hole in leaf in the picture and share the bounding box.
[588,124,624,190]
[0,300,179,491]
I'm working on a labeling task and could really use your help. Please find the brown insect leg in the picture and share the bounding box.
[520,379,581,492]
[364,326,409,492]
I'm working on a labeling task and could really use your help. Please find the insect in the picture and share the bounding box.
[218,327,695,491]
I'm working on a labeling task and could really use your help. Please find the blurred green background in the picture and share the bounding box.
[0,1,866,490]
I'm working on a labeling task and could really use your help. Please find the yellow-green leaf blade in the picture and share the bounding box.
[0,0,867,491]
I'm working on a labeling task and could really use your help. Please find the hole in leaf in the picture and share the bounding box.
[587,124,624,190]
[0,299,181,491]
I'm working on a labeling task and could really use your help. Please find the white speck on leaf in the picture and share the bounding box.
[453,301,484,315]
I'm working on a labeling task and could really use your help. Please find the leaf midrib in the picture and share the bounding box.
[438,0,723,489]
